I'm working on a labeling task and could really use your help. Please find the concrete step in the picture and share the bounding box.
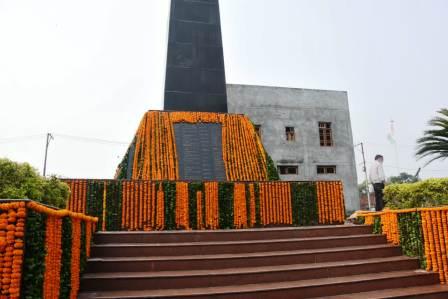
[90,234,387,257]
[93,225,373,244]
[78,270,440,299]
[318,284,448,298]
[80,256,418,292]
[86,244,402,272]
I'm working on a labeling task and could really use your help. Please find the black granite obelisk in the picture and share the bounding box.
[164,0,228,113]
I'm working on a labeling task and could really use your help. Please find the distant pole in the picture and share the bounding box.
[356,142,372,211]
[43,133,54,177]
[415,167,421,180]
[390,120,400,174]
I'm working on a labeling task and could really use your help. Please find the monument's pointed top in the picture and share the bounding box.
[164,0,228,113]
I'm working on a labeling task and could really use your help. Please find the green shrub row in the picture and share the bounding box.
[0,158,70,208]
[384,178,448,209]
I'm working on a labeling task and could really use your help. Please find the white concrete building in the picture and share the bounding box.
[227,84,359,212]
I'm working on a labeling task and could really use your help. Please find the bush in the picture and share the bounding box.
[384,178,448,208]
[0,158,69,208]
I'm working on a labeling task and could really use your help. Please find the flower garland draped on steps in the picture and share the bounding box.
[0,200,97,299]
[359,207,448,285]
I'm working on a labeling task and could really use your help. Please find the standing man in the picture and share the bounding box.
[369,155,386,211]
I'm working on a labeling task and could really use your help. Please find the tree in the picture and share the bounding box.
[416,108,448,166]
[0,158,69,208]
[388,172,419,184]
[358,180,369,196]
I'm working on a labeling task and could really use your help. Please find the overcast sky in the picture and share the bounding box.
[0,0,447,181]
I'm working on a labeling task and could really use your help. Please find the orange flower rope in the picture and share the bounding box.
[156,183,165,230]
[0,201,97,299]
[233,183,247,228]
[85,221,92,258]
[102,182,107,231]
[130,111,268,181]
[316,181,345,224]
[248,184,256,227]
[175,182,190,229]
[0,202,26,298]
[43,216,63,299]
[436,210,447,283]
[421,211,432,271]
[69,219,81,299]
[362,207,448,285]
[204,182,219,229]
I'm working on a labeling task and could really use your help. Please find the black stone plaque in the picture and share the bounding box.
[174,123,226,180]
[164,0,228,113]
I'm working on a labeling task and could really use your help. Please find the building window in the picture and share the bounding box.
[254,125,262,138]
[278,165,299,175]
[317,165,337,174]
[285,127,295,141]
[319,122,333,146]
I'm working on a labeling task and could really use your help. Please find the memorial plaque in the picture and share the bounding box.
[174,123,226,180]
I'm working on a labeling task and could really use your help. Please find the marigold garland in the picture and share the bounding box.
[65,179,347,230]
[66,180,87,213]
[360,207,448,285]
[121,181,163,231]
[380,211,400,245]
[259,182,292,225]
[316,181,345,224]
[132,112,179,180]
[129,111,268,181]
[43,216,63,299]
[0,202,26,298]
[248,184,256,227]
[156,184,165,230]
[233,183,247,229]
[175,182,190,230]
[86,221,92,258]
[102,182,107,231]
[0,201,97,299]
[204,182,219,229]
[364,215,375,226]
[70,219,81,299]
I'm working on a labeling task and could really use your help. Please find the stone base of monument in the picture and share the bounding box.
[78,225,448,298]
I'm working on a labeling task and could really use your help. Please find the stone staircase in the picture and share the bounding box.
[78,225,448,298]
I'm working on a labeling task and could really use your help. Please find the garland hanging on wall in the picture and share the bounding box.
[259,182,293,225]
[204,182,219,229]
[175,182,190,230]
[66,180,87,213]
[118,111,270,181]
[233,183,247,228]
[0,201,97,299]
[359,207,448,286]
[316,181,345,224]
[65,179,346,231]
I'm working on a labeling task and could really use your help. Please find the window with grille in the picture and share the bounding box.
[278,165,299,175]
[317,165,337,175]
[285,127,295,141]
[254,125,262,138]
[319,122,333,146]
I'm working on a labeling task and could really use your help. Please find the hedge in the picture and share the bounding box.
[384,178,448,209]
